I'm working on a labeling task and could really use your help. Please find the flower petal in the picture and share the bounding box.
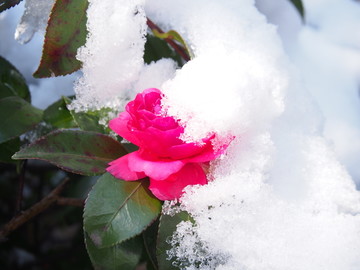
[143,88,162,112]
[130,126,183,157]
[166,142,204,160]
[127,151,185,180]
[109,112,141,145]
[185,143,219,162]
[149,163,208,200]
[166,134,216,160]
[106,152,146,180]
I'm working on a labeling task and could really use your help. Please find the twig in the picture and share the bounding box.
[146,18,190,62]
[0,177,71,241]
[57,197,84,207]
[15,160,27,214]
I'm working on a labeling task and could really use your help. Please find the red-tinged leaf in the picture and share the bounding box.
[151,29,193,60]
[34,0,88,78]
[12,129,127,176]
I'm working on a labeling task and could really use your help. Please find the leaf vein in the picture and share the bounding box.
[104,182,143,231]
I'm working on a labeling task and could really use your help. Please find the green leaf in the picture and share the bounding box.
[43,97,77,129]
[0,56,30,102]
[0,96,42,144]
[64,97,110,134]
[84,173,162,248]
[151,29,193,60]
[157,211,194,270]
[144,35,182,66]
[85,233,142,270]
[289,0,304,19]
[143,219,160,270]
[12,129,127,175]
[0,137,20,164]
[33,0,88,78]
[0,0,22,12]
[71,110,110,134]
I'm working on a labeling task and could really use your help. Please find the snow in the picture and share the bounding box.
[293,0,360,187]
[15,0,55,44]
[255,0,302,52]
[70,0,148,112]
[145,0,360,269]
[146,0,287,143]
[2,0,360,269]
[256,0,360,187]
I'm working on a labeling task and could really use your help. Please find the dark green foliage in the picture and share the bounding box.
[157,211,194,270]
[84,173,161,248]
[0,96,43,144]
[144,35,183,66]
[289,0,305,19]
[85,233,143,270]
[0,56,30,102]
[0,138,20,164]
[43,97,77,129]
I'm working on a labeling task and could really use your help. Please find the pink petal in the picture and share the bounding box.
[131,126,184,157]
[185,143,219,162]
[143,89,162,112]
[149,163,208,200]
[109,112,141,146]
[130,89,162,113]
[151,116,179,130]
[168,139,221,162]
[185,136,232,163]
[106,152,146,180]
[127,151,185,180]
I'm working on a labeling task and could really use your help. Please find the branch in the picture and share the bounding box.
[57,197,84,207]
[0,177,71,241]
[146,18,190,62]
[15,160,27,214]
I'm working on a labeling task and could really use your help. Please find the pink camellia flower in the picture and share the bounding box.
[107,88,227,200]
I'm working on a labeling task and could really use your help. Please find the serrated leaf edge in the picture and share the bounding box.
[83,175,161,248]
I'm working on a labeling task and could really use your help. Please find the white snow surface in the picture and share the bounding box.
[294,0,360,187]
[144,0,360,269]
[70,0,176,112]
[257,0,360,187]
